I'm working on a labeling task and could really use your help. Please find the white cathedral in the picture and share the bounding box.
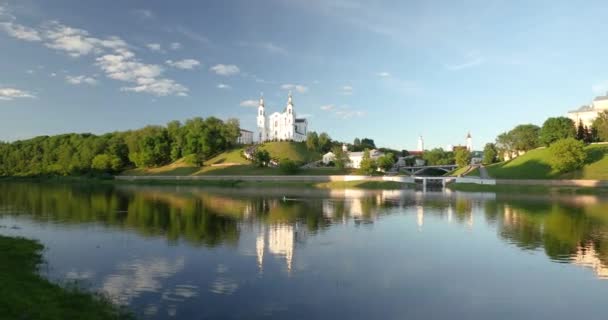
[256,92,308,142]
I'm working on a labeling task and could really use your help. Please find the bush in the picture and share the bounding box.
[279,159,300,174]
[454,148,471,168]
[253,150,271,167]
[548,138,587,173]
[183,153,204,166]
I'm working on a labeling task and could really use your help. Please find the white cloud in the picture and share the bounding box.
[146,43,162,52]
[26,69,34,74]
[299,113,313,118]
[0,13,189,97]
[66,75,98,85]
[376,71,391,77]
[217,83,231,89]
[320,104,334,111]
[240,99,258,107]
[165,59,200,70]
[173,26,211,46]
[133,9,154,19]
[210,64,240,76]
[445,52,485,71]
[334,107,365,119]
[0,22,42,41]
[0,87,36,100]
[340,85,354,95]
[238,41,287,55]
[169,42,182,50]
[50,72,57,77]
[281,84,309,93]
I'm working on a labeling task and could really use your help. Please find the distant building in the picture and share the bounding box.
[238,129,254,145]
[417,135,424,152]
[567,94,608,127]
[322,151,335,165]
[347,149,383,169]
[257,92,308,143]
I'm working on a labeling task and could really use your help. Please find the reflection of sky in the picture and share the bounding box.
[3,190,608,319]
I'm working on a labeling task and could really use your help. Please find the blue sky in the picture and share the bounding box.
[1,0,608,151]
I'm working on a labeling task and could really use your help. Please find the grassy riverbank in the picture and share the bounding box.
[448,183,608,195]
[0,235,132,320]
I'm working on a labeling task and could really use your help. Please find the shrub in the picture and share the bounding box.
[548,138,587,173]
[279,158,300,174]
[454,148,471,168]
[253,150,271,167]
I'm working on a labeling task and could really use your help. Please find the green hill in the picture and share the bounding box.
[259,141,321,163]
[487,144,608,179]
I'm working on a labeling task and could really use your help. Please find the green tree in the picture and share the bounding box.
[358,149,377,175]
[510,124,540,151]
[423,148,454,165]
[482,143,498,164]
[306,132,319,151]
[253,149,271,167]
[592,111,608,142]
[548,138,587,173]
[331,146,351,170]
[318,132,331,152]
[91,154,122,172]
[377,153,395,172]
[540,117,575,146]
[360,138,376,149]
[454,148,471,168]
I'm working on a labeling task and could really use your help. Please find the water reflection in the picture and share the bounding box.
[2,182,608,318]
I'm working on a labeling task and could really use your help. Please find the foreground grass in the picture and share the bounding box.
[259,141,321,163]
[449,183,608,195]
[0,235,132,320]
[486,144,608,179]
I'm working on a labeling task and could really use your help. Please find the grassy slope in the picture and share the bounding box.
[205,148,249,165]
[446,166,480,177]
[0,235,131,320]
[259,141,321,163]
[487,144,608,179]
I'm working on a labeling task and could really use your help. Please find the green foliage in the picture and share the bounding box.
[454,148,471,168]
[377,152,395,172]
[496,124,540,159]
[91,154,122,172]
[540,117,575,146]
[358,149,378,175]
[253,149,271,167]
[483,143,498,164]
[352,137,375,151]
[423,148,455,165]
[548,138,587,173]
[331,146,351,170]
[0,116,240,176]
[279,158,300,174]
[593,111,608,142]
[318,132,332,152]
[306,132,319,151]
[0,235,132,319]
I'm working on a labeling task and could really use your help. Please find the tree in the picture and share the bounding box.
[318,132,331,153]
[306,132,319,151]
[279,158,300,174]
[483,143,498,164]
[360,138,376,149]
[331,146,350,170]
[253,149,271,167]
[91,154,122,172]
[548,138,587,173]
[454,148,471,168]
[358,149,377,175]
[377,153,395,172]
[592,111,608,142]
[353,138,361,147]
[423,148,454,165]
[540,117,575,146]
[510,124,540,151]
[576,120,586,142]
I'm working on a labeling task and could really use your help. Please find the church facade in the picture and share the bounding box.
[256,93,308,142]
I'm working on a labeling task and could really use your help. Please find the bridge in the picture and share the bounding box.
[397,164,458,176]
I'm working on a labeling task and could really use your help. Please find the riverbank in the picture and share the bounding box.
[0,235,132,320]
[449,183,608,195]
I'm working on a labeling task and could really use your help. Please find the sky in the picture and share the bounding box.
[1,0,608,151]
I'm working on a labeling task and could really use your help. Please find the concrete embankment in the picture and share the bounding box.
[116,175,417,183]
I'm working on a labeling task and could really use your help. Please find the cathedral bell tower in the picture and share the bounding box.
[257,93,266,142]
[286,91,295,140]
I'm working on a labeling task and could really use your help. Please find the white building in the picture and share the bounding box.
[237,129,253,145]
[567,94,608,127]
[257,92,308,143]
[347,149,384,169]
[466,132,473,151]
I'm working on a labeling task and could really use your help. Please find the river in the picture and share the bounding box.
[1,182,608,319]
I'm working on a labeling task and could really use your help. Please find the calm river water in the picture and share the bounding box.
[2,182,608,319]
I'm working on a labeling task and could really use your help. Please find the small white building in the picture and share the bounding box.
[238,129,254,145]
[322,152,335,165]
[347,149,383,169]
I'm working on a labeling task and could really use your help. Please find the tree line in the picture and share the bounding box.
[0,117,241,176]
